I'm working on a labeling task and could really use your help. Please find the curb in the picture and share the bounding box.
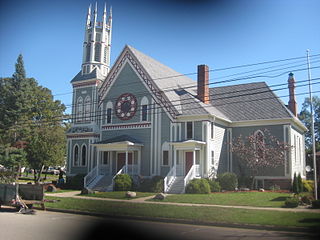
[34,206,317,234]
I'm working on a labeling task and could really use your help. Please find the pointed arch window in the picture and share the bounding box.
[84,96,91,121]
[76,97,83,122]
[74,145,79,166]
[81,145,87,166]
[106,101,113,124]
[141,96,149,122]
[86,43,91,62]
[94,43,101,62]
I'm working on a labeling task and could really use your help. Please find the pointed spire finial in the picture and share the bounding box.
[95,2,98,13]
[88,4,92,15]
[104,2,107,13]
[109,6,112,18]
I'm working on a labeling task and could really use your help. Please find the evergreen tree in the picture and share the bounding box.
[0,55,66,181]
[292,172,298,193]
[297,173,303,193]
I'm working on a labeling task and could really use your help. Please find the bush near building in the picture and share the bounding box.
[185,179,210,194]
[217,172,238,191]
[114,174,132,191]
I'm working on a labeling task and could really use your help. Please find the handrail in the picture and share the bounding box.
[164,165,176,193]
[183,165,196,192]
[84,165,98,188]
[111,166,126,190]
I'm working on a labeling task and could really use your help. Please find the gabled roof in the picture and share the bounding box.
[210,82,294,121]
[99,45,227,119]
[97,45,304,126]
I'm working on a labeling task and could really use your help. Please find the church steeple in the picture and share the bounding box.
[82,3,112,77]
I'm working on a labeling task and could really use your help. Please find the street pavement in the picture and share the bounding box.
[0,206,318,240]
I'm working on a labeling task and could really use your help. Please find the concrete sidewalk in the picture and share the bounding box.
[45,191,320,213]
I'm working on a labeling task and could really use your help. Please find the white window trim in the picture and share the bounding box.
[161,142,170,166]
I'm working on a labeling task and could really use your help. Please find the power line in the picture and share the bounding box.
[7,78,320,128]
[61,75,320,111]
[50,53,320,97]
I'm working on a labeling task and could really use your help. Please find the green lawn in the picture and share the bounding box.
[83,191,155,200]
[153,192,293,208]
[45,196,320,228]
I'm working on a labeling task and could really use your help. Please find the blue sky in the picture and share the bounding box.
[1,0,319,114]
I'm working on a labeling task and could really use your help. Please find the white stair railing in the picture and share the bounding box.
[111,165,126,190]
[183,165,196,193]
[164,165,176,193]
[84,165,98,188]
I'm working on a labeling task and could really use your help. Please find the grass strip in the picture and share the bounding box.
[45,196,320,228]
[151,192,292,207]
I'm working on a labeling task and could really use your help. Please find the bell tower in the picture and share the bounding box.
[82,3,112,77]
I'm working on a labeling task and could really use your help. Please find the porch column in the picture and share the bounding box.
[193,150,196,165]
[125,150,128,174]
[173,148,177,176]
[138,150,141,175]
[97,150,100,176]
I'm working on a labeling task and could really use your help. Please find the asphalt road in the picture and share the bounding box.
[0,207,317,240]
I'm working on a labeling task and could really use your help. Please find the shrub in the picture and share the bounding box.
[217,172,238,191]
[302,180,314,192]
[284,197,299,208]
[185,179,210,194]
[138,176,164,193]
[292,172,298,193]
[0,170,16,184]
[237,175,251,188]
[114,174,132,191]
[206,178,221,192]
[297,173,303,193]
[65,174,86,190]
[150,176,164,193]
[300,194,314,205]
[312,200,320,209]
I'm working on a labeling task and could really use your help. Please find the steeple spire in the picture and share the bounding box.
[86,4,91,26]
[81,3,112,77]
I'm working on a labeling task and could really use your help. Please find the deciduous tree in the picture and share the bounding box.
[232,129,291,189]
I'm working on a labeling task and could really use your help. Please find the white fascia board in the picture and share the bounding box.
[231,118,307,132]
[176,114,231,125]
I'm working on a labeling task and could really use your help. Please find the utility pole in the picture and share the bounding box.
[306,49,318,200]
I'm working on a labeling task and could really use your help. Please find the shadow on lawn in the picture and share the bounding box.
[299,218,320,224]
[270,196,288,201]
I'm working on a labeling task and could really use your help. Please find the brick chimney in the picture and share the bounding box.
[197,64,210,104]
[288,72,297,117]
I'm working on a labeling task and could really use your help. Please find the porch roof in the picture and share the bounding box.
[169,140,206,150]
[92,135,143,150]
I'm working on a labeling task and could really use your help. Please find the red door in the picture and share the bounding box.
[185,152,193,175]
[117,153,133,172]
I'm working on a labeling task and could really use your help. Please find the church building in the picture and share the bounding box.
[66,4,307,193]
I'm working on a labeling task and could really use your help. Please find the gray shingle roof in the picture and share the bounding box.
[127,46,228,118]
[209,82,294,121]
[127,46,197,115]
[71,67,105,83]
[95,135,143,144]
